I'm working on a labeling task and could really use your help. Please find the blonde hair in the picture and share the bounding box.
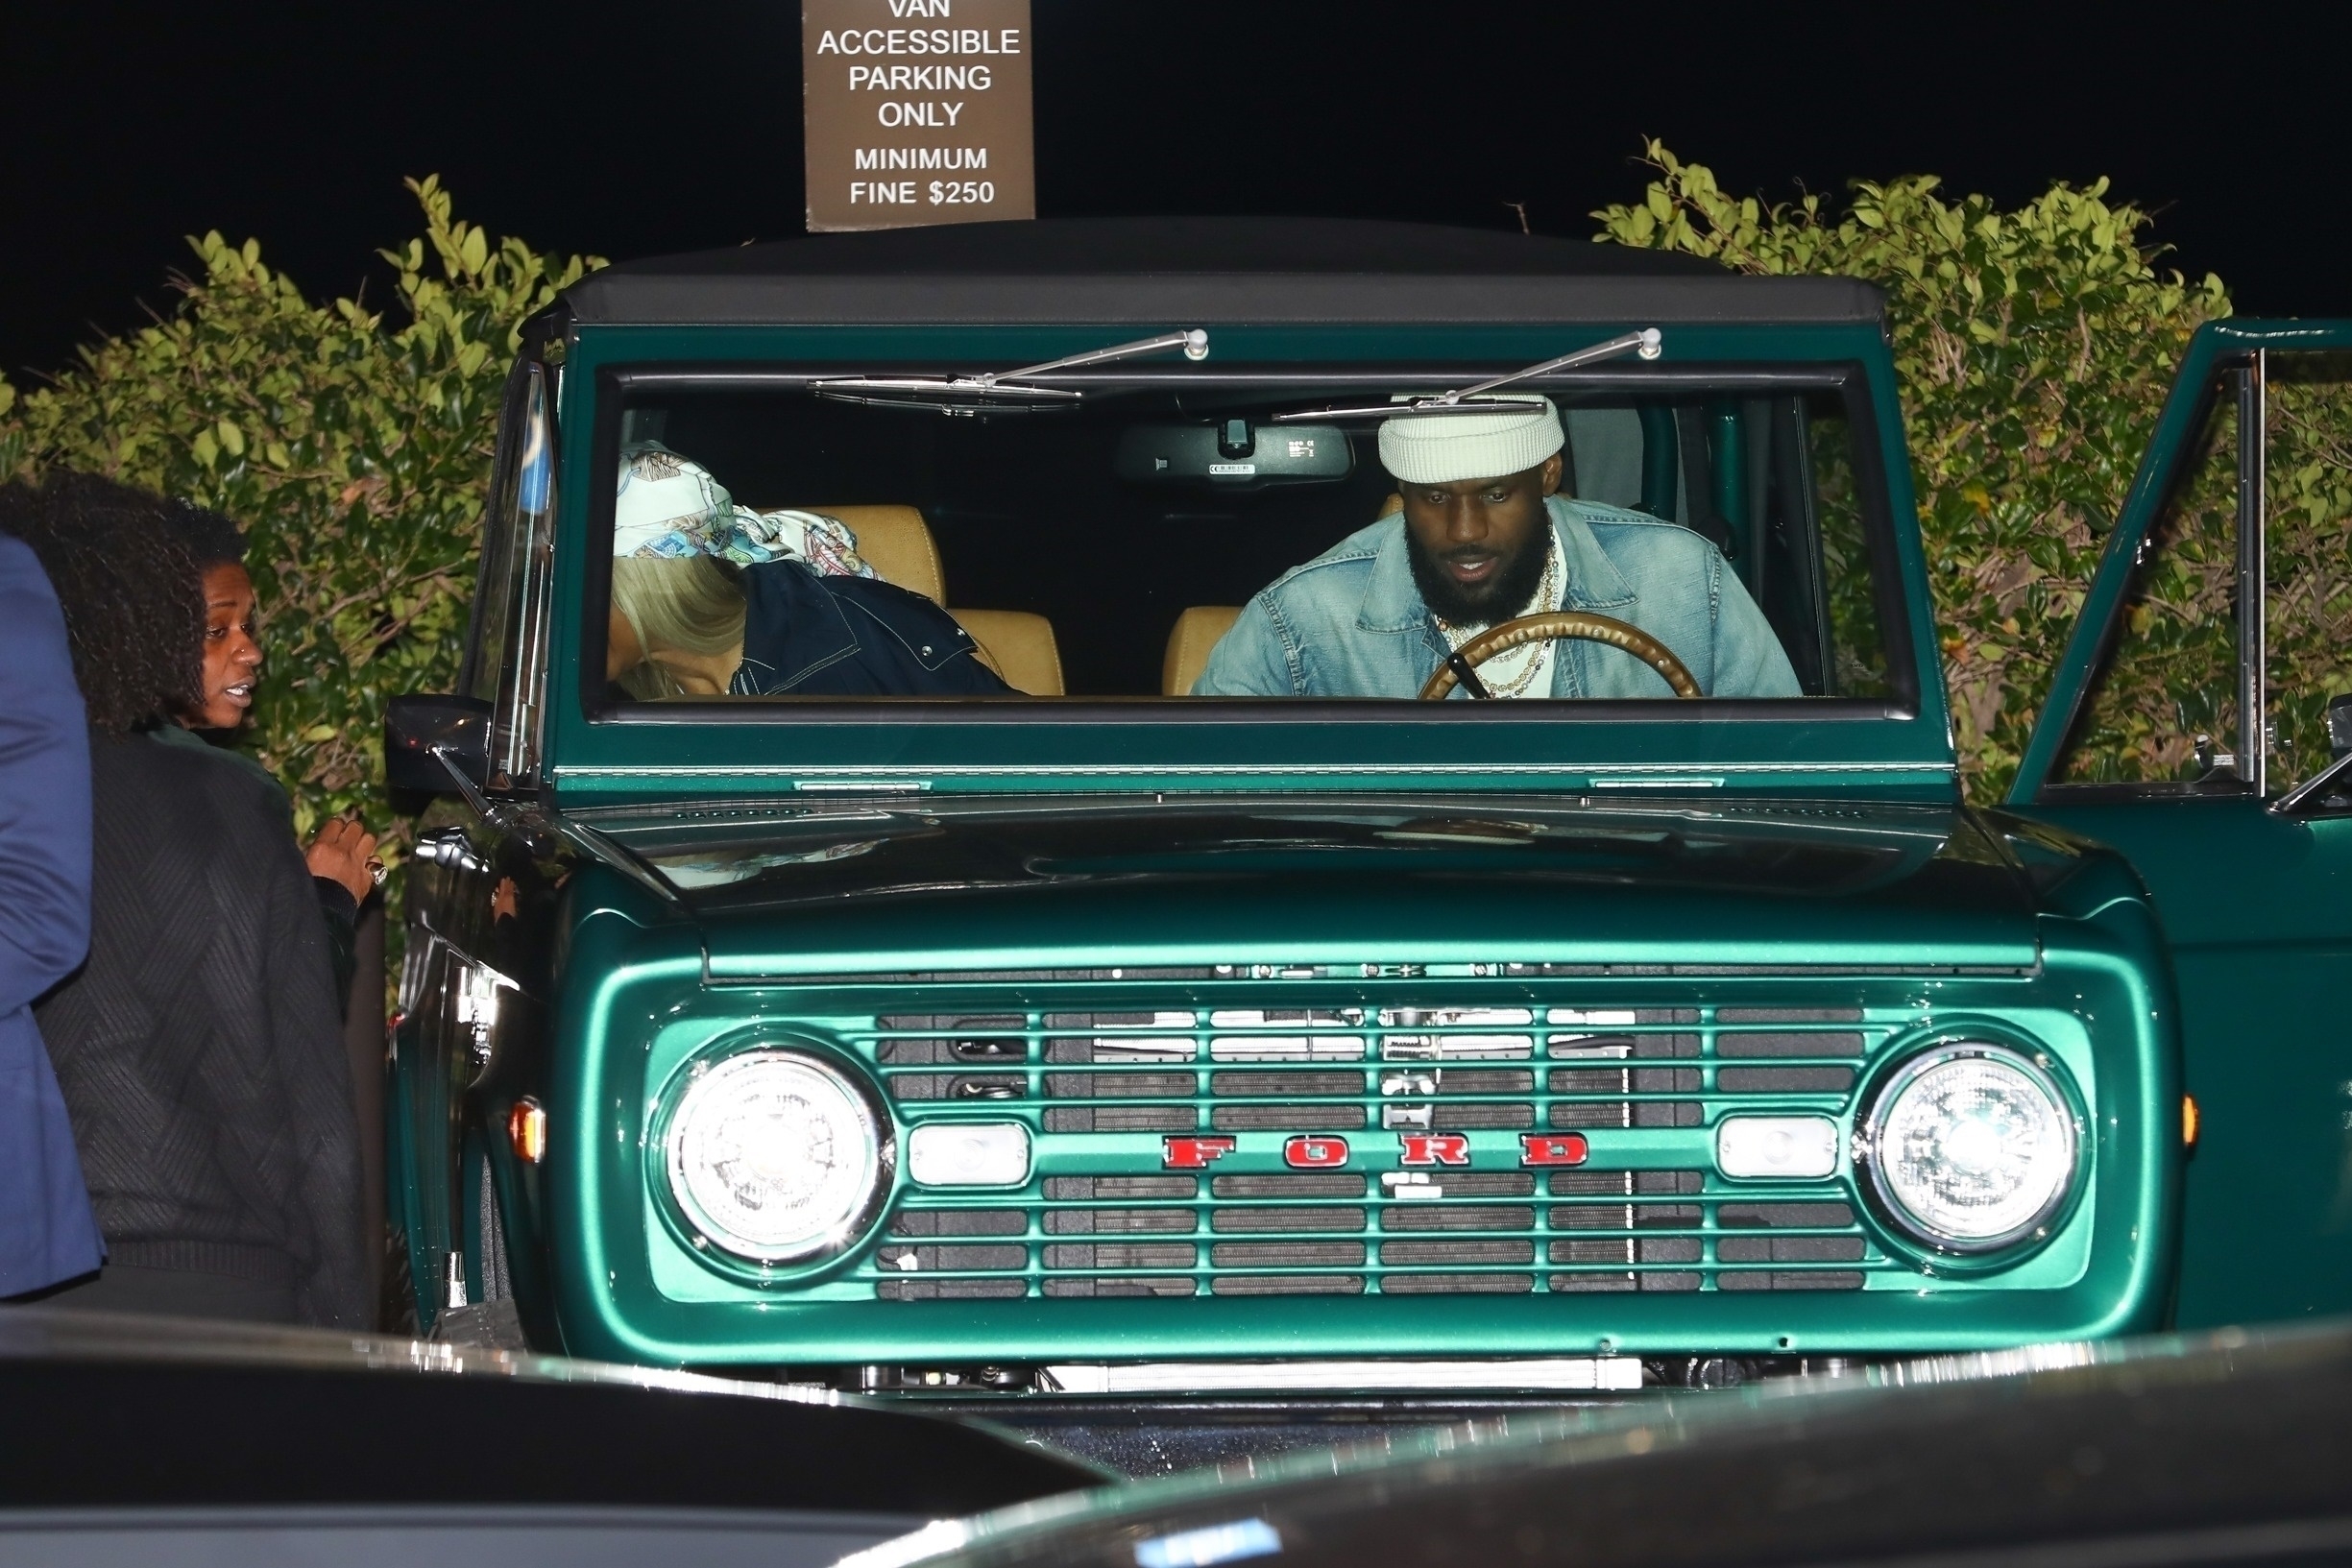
[611,554,746,699]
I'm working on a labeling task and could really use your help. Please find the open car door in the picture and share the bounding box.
[2011,321,2352,1328]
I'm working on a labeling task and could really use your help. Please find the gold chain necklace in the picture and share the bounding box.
[1435,541,1560,698]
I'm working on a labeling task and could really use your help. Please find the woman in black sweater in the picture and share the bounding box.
[158,500,380,1005]
[5,472,365,1328]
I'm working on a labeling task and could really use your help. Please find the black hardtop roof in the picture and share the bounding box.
[565,215,1884,328]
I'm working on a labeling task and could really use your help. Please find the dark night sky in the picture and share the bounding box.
[4,1,2344,380]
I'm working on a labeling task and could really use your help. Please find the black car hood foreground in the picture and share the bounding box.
[0,1308,1104,1517]
[579,793,2073,919]
[879,1320,2352,1568]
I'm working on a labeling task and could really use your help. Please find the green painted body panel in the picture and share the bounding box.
[544,323,1954,804]
[2023,801,2352,1328]
[383,1007,441,1331]
[697,868,2040,979]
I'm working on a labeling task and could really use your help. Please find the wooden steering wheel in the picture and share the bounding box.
[1418,611,1703,700]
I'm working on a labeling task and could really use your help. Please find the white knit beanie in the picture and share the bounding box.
[1378,395,1564,486]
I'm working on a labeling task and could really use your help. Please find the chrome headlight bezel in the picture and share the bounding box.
[653,1044,893,1267]
[1857,1041,2082,1257]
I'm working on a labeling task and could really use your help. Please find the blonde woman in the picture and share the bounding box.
[605,445,1008,698]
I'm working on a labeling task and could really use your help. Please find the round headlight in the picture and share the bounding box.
[1861,1044,2077,1253]
[663,1050,885,1264]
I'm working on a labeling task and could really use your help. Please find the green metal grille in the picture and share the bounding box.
[852,996,1899,1299]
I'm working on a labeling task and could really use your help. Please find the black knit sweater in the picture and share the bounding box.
[35,731,366,1327]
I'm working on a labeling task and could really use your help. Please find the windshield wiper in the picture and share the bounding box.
[1271,327,1661,423]
[810,329,1210,414]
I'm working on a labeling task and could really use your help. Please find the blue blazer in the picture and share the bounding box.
[0,534,104,1294]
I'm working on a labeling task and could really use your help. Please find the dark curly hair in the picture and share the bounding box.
[164,498,246,569]
[0,472,205,733]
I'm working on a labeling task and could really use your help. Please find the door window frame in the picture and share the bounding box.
[2010,324,2352,806]
[460,355,561,794]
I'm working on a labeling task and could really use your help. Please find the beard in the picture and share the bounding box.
[1405,518,1554,626]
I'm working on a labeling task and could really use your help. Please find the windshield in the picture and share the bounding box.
[591,368,1896,705]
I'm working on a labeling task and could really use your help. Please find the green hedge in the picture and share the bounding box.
[1593,142,2232,793]
[0,178,595,849]
[0,154,2266,814]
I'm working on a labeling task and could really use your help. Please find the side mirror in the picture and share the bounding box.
[2329,694,2352,761]
[385,693,492,797]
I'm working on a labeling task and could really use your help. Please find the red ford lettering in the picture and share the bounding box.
[1519,1132,1590,1168]
[1397,1133,1471,1167]
[1162,1136,1237,1169]
[1284,1134,1350,1168]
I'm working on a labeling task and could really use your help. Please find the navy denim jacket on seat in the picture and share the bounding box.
[1193,496,1803,699]
[729,559,1011,697]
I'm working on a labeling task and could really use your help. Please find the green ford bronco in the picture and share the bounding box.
[384,217,2352,1441]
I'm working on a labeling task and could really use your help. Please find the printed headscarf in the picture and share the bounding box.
[614,443,873,577]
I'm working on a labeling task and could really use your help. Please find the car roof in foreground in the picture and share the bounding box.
[879,1319,2352,1568]
[0,1307,1104,1515]
[564,215,1886,327]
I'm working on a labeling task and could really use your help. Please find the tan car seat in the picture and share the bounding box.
[1162,605,1243,695]
[804,504,1065,695]
[820,505,944,605]
[951,609,1065,696]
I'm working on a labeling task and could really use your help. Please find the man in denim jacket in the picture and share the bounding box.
[1194,398,1800,700]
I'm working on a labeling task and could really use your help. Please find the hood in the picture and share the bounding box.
[570,795,2048,977]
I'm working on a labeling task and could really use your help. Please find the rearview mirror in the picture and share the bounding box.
[385,693,492,796]
[1113,421,1352,488]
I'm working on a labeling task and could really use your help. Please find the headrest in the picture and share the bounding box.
[815,505,945,604]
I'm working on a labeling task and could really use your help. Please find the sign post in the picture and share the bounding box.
[803,0,1035,232]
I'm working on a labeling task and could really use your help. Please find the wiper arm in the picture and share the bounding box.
[811,329,1210,414]
[1271,327,1661,423]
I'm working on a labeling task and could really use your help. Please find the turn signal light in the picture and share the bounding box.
[2183,1095,2200,1149]
[508,1097,547,1165]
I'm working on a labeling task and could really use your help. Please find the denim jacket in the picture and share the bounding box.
[729,561,1010,696]
[1193,496,1802,699]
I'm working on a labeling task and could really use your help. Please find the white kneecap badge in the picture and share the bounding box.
[1715,1115,1841,1179]
[909,1122,1032,1188]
